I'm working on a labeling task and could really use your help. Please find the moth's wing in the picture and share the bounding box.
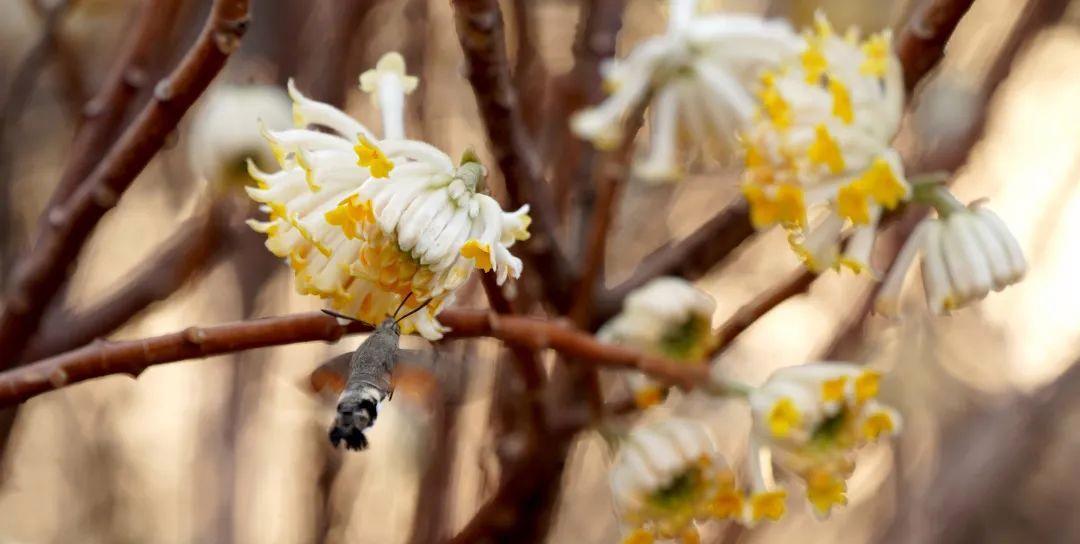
[308,351,353,396]
[394,348,438,371]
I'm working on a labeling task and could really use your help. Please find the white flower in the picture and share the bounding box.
[245,52,530,339]
[571,0,799,183]
[740,14,908,275]
[188,84,292,186]
[747,362,901,517]
[875,202,1026,316]
[611,418,785,543]
[599,277,716,408]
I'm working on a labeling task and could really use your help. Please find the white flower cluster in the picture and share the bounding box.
[245,53,530,339]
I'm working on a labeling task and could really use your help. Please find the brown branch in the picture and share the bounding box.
[21,199,233,361]
[451,0,574,309]
[480,272,547,431]
[711,268,817,355]
[295,0,376,108]
[598,199,753,323]
[0,0,251,367]
[0,309,709,407]
[896,0,978,93]
[38,0,184,218]
[510,0,547,135]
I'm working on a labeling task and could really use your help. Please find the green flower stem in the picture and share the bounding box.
[911,174,966,217]
[707,376,754,398]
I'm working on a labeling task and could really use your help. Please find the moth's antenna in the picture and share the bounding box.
[322,309,372,327]
[391,292,413,319]
[395,298,433,325]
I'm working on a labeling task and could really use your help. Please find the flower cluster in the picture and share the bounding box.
[599,277,717,408]
[245,53,530,339]
[740,14,907,274]
[748,362,900,516]
[611,418,786,544]
[875,201,1026,315]
[571,0,800,182]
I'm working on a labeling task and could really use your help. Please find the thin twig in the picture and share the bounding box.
[451,0,575,309]
[480,272,547,431]
[896,0,978,93]
[22,198,234,361]
[711,268,817,355]
[0,309,709,407]
[0,0,251,367]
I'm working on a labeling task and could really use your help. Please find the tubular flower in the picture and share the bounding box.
[245,52,530,339]
[570,0,799,183]
[748,362,901,517]
[188,84,292,187]
[599,277,717,409]
[611,418,784,544]
[740,14,908,274]
[875,202,1026,316]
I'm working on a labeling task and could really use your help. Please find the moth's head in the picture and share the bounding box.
[377,317,401,336]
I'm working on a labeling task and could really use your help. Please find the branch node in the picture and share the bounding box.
[48,368,69,387]
[212,17,249,54]
[182,326,207,345]
[123,67,148,89]
[91,184,119,208]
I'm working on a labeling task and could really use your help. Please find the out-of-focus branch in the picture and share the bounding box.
[451,0,574,308]
[295,0,376,107]
[510,0,546,134]
[549,0,626,218]
[896,0,977,93]
[0,309,712,407]
[38,0,184,218]
[598,200,753,323]
[21,199,234,361]
[481,272,547,431]
[711,268,817,355]
[0,0,251,366]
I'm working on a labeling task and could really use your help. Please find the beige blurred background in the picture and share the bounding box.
[1,0,1079,542]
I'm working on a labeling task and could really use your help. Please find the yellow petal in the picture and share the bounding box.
[460,239,493,272]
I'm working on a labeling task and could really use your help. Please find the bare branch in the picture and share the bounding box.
[711,268,817,355]
[451,0,574,308]
[21,199,233,361]
[0,0,251,366]
[0,309,710,407]
[897,0,977,93]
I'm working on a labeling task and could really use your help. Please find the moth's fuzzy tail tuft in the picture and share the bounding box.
[328,398,379,451]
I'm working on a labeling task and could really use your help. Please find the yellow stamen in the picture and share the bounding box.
[855,157,907,209]
[861,411,895,440]
[354,134,393,178]
[829,78,854,124]
[622,529,655,544]
[708,487,744,519]
[743,184,778,229]
[800,43,828,85]
[813,12,834,40]
[807,124,844,174]
[460,239,493,271]
[767,398,801,438]
[860,33,891,77]
[633,386,665,409]
[837,182,871,225]
[750,490,787,522]
[678,526,700,544]
[742,137,767,169]
[821,377,847,404]
[511,214,531,241]
[805,469,847,516]
[855,370,880,402]
[758,73,791,129]
[774,184,807,228]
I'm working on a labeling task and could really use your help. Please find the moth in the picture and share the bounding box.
[317,296,431,451]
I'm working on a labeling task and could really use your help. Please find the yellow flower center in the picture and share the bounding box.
[821,376,848,404]
[837,182,871,225]
[855,370,881,402]
[750,490,787,522]
[805,469,848,516]
[855,157,907,209]
[354,135,393,178]
[324,195,375,240]
[460,239,493,271]
[829,78,854,124]
[861,410,895,440]
[808,124,845,174]
[767,397,802,438]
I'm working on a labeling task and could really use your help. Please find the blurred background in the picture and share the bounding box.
[1,0,1079,542]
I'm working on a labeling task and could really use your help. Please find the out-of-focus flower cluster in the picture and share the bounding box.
[244,52,530,339]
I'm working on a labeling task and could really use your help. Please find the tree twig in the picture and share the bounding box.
[0,309,710,407]
[711,268,817,355]
[896,0,978,93]
[451,0,575,309]
[22,198,234,361]
[0,0,251,367]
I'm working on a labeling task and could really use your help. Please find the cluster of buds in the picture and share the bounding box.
[244,53,530,339]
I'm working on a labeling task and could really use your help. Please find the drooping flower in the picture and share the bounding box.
[245,52,530,339]
[571,0,800,183]
[875,202,1026,316]
[188,84,292,187]
[611,418,785,543]
[747,362,901,517]
[740,14,908,275]
[599,277,717,408]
